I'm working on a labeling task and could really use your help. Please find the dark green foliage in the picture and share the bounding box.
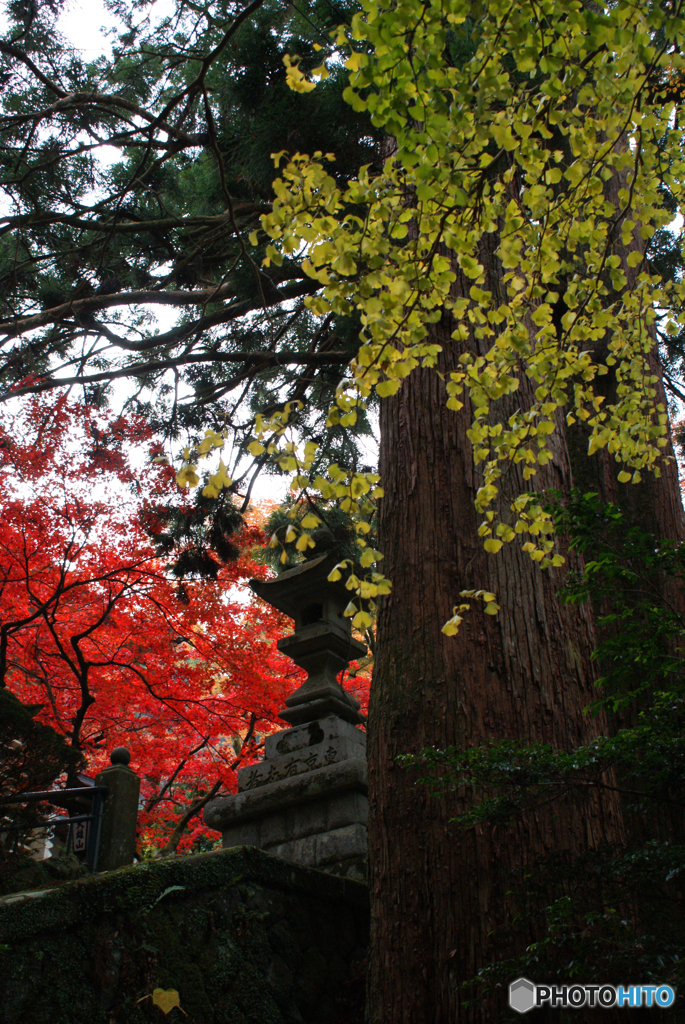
[143,487,244,581]
[452,841,685,1015]
[0,0,382,497]
[261,496,373,574]
[401,493,685,1013]
[551,490,685,705]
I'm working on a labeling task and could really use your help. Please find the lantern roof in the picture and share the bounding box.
[249,554,346,621]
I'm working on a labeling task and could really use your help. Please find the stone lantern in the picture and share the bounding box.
[205,551,369,882]
[251,553,367,727]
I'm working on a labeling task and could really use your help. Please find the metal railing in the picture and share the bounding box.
[0,785,108,872]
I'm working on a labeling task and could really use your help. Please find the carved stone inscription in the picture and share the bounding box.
[238,715,366,793]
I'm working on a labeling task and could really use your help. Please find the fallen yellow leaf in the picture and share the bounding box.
[152,988,186,1016]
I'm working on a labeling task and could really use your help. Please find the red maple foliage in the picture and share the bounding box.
[0,394,303,853]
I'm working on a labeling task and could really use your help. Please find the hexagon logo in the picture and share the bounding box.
[509,977,536,1014]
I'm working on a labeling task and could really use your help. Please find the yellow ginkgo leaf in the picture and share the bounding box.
[152,989,186,1016]
[176,466,199,489]
[352,609,373,630]
[441,616,462,636]
[376,379,400,397]
[283,54,316,93]
[345,50,367,72]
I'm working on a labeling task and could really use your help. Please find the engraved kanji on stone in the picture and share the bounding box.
[262,764,280,785]
[324,745,337,764]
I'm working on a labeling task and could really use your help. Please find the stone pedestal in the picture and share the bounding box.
[205,715,367,882]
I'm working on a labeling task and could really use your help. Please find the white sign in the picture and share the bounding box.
[72,821,88,853]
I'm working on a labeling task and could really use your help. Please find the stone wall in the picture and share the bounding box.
[0,846,368,1024]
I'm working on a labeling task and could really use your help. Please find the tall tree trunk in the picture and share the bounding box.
[366,289,628,1021]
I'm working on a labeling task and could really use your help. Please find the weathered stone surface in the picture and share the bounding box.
[242,555,369,880]
[0,846,369,1024]
[220,793,368,853]
[94,759,140,871]
[268,826,368,883]
[280,695,363,727]
[208,714,369,881]
[325,792,368,832]
[268,825,367,867]
[205,758,367,831]
[265,716,365,761]
[220,820,261,848]
[315,825,367,865]
[240,717,366,792]
[276,625,366,726]
[249,554,346,627]
[249,555,367,727]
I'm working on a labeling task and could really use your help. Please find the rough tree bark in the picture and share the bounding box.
[365,102,685,1011]
[365,253,658,1022]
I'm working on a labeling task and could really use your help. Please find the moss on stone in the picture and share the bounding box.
[0,847,368,1024]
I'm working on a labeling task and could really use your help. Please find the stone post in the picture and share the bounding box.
[94,747,140,871]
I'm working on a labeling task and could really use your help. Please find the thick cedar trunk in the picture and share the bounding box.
[365,139,685,1018]
[366,296,627,1021]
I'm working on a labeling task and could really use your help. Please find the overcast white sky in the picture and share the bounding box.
[58,0,110,52]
